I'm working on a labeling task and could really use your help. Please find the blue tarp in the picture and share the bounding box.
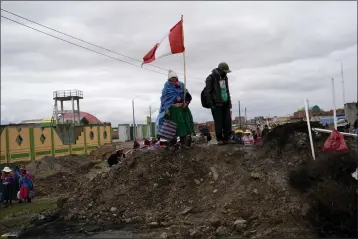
[320,116,345,126]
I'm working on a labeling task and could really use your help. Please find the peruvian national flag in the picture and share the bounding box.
[142,17,185,65]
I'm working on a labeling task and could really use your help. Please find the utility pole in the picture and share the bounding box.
[244,107,247,125]
[341,61,346,119]
[132,99,136,141]
[149,105,152,137]
[238,101,242,129]
[341,61,346,106]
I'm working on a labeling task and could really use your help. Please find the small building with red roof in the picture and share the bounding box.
[59,111,101,124]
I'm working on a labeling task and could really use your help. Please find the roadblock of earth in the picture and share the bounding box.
[58,144,316,238]
[55,123,357,238]
[26,143,124,197]
[3,123,357,238]
[26,155,99,197]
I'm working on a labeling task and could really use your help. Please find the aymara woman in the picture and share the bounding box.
[1,166,15,205]
[17,165,34,203]
[157,70,195,147]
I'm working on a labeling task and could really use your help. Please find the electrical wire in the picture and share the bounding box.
[1,8,203,81]
[1,15,172,77]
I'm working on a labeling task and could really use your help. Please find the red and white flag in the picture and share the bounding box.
[142,17,185,65]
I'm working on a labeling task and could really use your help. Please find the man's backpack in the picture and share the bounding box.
[201,88,210,109]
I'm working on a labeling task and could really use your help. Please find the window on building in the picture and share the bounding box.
[16,135,23,146]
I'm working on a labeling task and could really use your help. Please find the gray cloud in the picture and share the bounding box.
[1,1,357,125]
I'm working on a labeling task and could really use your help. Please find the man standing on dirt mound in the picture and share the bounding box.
[203,62,234,145]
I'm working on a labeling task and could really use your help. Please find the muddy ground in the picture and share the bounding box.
[1,127,357,238]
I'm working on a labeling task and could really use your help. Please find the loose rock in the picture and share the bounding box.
[210,167,219,180]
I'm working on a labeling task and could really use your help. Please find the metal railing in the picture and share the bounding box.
[53,90,83,98]
[312,128,358,138]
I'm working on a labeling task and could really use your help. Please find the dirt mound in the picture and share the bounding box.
[288,151,358,238]
[87,144,122,161]
[26,155,98,197]
[27,155,92,178]
[260,121,358,160]
[262,121,323,152]
[59,145,317,238]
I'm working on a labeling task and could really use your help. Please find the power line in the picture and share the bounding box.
[1,15,171,77]
[1,8,203,81]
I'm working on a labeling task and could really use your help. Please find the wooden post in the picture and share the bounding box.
[181,15,187,103]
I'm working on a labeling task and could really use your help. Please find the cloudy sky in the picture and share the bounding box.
[1,1,357,125]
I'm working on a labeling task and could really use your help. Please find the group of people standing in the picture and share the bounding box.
[157,62,234,146]
[0,164,34,206]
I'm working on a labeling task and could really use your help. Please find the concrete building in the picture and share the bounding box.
[293,105,345,119]
[274,116,291,124]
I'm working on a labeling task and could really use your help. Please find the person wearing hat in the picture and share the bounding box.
[1,166,15,205]
[203,62,233,145]
[156,70,195,148]
[17,165,34,203]
[242,130,254,145]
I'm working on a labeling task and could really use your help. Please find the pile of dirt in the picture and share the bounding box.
[26,155,98,197]
[87,144,123,161]
[261,121,323,154]
[260,121,358,159]
[59,145,317,238]
[288,151,358,238]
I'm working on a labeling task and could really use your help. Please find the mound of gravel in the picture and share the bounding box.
[289,151,358,238]
[59,145,317,238]
[26,155,93,178]
[26,155,98,197]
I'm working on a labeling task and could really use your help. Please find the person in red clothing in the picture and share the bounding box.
[17,165,34,203]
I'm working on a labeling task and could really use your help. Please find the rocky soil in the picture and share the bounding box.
[58,144,317,238]
[3,125,356,239]
[55,123,357,238]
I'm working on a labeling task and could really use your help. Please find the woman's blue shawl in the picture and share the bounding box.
[156,81,188,132]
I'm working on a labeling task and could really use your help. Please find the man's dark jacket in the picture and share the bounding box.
[204,69,232,108]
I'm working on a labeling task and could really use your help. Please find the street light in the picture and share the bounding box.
[149,101,158,137]
[132,96,139,141]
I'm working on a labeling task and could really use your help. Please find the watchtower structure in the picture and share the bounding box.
[52,90,83,124]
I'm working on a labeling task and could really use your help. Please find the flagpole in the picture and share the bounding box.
[181,15,187,103]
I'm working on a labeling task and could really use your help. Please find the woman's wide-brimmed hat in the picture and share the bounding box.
[245,130,252,134]
[2,166,12,173]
